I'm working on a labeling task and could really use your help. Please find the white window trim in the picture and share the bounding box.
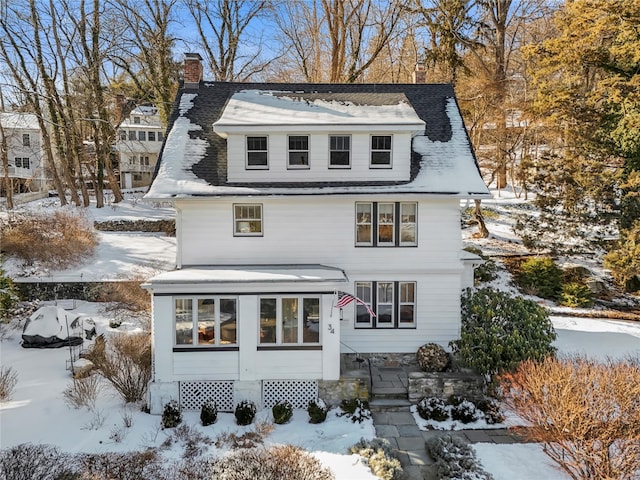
[355,202,418,247]
[246,135,269,170]
[258,295,322,346]
[377,202,395,246]
[370,134,392,169]
[398,282,417,328]
[355,202,373,246]
[287,135,310,169]
[233,204,263,237]
[328,134,351,169]
[352,281,417,329]
[399,203,418,246]
[174,296,238,347]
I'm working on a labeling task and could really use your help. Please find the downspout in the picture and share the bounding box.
[175,203,182,269]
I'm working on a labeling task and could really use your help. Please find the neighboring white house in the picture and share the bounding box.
[116,105,164,189]
[143,54,490,414]
[0,112,47,195]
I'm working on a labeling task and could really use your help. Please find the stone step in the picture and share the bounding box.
[369,398,412,412]
[371,386,407,399]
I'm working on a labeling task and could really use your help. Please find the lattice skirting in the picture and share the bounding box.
[262,380,318,409]
[179,381,234,412]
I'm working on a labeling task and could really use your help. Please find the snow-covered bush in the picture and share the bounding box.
[0,365,18,401]
[62,375,102,410]
[210,444,334,480]
[308,398,329,424]
[450,400,481,424]
[416,397,449,422]
[161,400,182,429]
[451,288,556,377]
[426,434,494,480]
[349,438,403,480]
[272,400,293,425]
[0,443,74,480]
[234,400,257,426]
[416,343,449,372]
[200,399,217,426]
[476,399,505,424]
[339,398,371,423]
[79,451,162,480]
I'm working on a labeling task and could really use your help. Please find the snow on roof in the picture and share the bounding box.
[0,112,40,130]
[146,94,211,197]
[147,264,348,286]
[131,105,159,116]
[213,90,425,130]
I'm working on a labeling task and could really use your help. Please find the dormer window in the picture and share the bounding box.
[288,135,309,168]
[247,136,268,169]
[329,135,350,168]
[370,135,392,168]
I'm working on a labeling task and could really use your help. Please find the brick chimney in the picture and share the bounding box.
[413,63,426,84]
[184,53,203,88]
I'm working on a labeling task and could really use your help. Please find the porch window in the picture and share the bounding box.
[174,297,237,346]
[353,281,416,328]
[355,202,417,247]
[234,204,263,236]
[259,296,321,345]
[288,135,309,168]
[329,135,350,167]
[247,136,268,168]
[370,135,391,167]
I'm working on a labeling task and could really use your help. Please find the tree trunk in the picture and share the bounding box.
[474,199,490,238]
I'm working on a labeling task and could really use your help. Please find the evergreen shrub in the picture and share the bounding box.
[349,438,403,480]
[558,282,593,307]
[450,288,557,377]
[516,256,563,299]
[450,400,481,424]
[476,399,505,424]
[416,397,449,422]
[234,400,257,426]
[308,398,329,424]
[272,400,293,425]
[161,400,182,429]
[339,398,371,423]
[426,434,494,480]
[200,399,218,426]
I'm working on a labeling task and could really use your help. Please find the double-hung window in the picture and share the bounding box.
[128,130,136,141]
[22,134,30,147]
[370,135,392,167]
[234,204,263,236]
[288,135,309,168]
[353,281,416,328]
[174,297,238,347]
[259,296,321,346]
[355,202,417,246]
[148,131,156,141]
[119,130,127,140]
[247,136,268,168]
[329,135,350,168]
[138,131,146,141]
[14,157,30,168]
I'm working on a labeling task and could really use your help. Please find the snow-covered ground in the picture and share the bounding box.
[1,189,639,478]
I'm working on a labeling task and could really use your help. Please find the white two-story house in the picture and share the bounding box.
[0,112,47,195]
[116,106,164,189]
[143,54,490,414]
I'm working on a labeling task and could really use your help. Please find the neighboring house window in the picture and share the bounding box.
[138,131,146,141]
[234,204,263,236]
[353,281,416,328]
[133,116,140,124]
[148,131,156,141]
[246,136,268,169]
[259,296,321,345]
[14,157,30,168]
[355,202,417,246]
[329,135,350,168]
[157,131,164,141]
[370,135,392,167]
[119,130,127,140]
[128,130,136,141]
[174,297,238,346]
[140,156,150,166]
[22,134,30,147]
[288,135,309,168]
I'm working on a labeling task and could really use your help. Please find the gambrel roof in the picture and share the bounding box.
[146,82,490,199]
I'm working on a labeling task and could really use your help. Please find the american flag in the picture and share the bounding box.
[336,291,376,317]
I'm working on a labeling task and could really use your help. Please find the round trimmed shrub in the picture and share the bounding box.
[416,397,449,422]
[234,400,257,426]
[450,288,557,377]
[200,399,218,426]
[339,398,371,423]
[416,343,449,372]
[272,400,293,425]
[450,399,480,424]
[308,398,329,424]
[477,398,505,425]
[161,400,182,429]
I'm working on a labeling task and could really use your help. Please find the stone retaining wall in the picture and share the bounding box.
[408,371,485,402]
[14,282,109,302]
[94,219,175,235]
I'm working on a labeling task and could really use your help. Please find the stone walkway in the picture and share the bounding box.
[369,364,527,480]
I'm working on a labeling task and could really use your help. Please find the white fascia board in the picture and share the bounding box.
[213,122,425,139]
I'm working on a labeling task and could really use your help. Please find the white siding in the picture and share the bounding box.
[226,132,411,183]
